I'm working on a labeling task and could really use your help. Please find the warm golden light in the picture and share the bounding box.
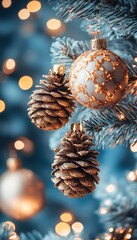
[3,58,16,75]
[18,8,30,20]
[2,0,12,8]
[106,184,116,193]
[130,140,137,152]
[126,234,132,239]
[60,212,73,223]
[6,58,16,70]
[14,140,25,150]
[134,57,137,62]
[18,76,33,90]
[27,1,41,13]
[0,100,6,113]
[47,19,61,30]
[18,137,34,154]
[71,222,84,234]
[55,222,71,237]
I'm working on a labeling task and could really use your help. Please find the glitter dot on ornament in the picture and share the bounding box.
[69,38,129,109]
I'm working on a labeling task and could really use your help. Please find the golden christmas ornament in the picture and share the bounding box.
[69,38,129,109]
[0,157,45,220]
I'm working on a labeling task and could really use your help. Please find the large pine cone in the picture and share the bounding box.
[52,123,99,198]
[28,72,75,130]
[96,227,133,240]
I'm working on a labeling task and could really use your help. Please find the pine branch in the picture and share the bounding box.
[0,222,16,240]
[48,0,137,22]
[50,37,137,79]
[20,231,43,240]
[81,9,137,38]
[99,189,137,230]
[50,37,89,73]
[84,102,137,149]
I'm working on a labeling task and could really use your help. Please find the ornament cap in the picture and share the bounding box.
[90,38,107,50]
[7,157,22,171]
[53,64,66,75]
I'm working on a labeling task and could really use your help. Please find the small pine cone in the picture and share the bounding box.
[28,71,75,130]
[51,123,99,198]
[96,227,133,240]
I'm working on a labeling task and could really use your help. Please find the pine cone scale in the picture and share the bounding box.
[28,73,75,130]
[52,123,100,198]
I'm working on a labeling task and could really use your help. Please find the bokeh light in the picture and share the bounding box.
[0,100,6,113]
[14,140,25,150]
[127,170,137,181]
[2,0,12,8]
[71,222,84,234]
[106,184,116,193]
[135,57,137,62]
[6,59,16,70]
[55,222,71,237]
[18,8,30,20]
[3,58,16,75]
[60,212,73,223]
[18,76,33,90]
[46,18,65,36]
[15,137,34,154]
[99,207,107,215]
[27,1,41,13]
[130,140,137,152]
[47,18,61,30]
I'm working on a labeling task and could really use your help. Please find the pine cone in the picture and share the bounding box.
[51,123,99,198]
[28,71,75,130]
[96,227,133,240]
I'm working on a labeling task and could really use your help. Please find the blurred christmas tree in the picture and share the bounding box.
[0,0,137,239]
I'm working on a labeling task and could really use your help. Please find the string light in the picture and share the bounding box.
[6,58,16,70]
[104,199,112,206]
[71,222,84,234]
[3,58,16,75]
[134,57,137,62]
[18,76,33,90]
[55,222,71,237]
[60,212,73,223]
[46,18,65,36]
[127,170,137,182]
[106,184,116,193]
[14,140,25,150]
[27,1,41,13]
[0,100,6,113]
[99,207,107,215]
[18,9,30,20]
[130,140,137,152]
[2,0,12,8]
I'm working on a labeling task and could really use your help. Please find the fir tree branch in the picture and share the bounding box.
[99,188,137,230]
[20,231,43,240]
[48,0,137,21]
[50,37,89,73]
[84,102,137,149]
